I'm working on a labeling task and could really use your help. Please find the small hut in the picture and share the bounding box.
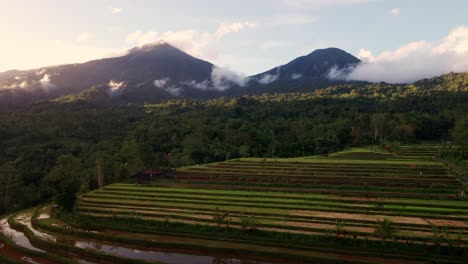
[135,169,174,183]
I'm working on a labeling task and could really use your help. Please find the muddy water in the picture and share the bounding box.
[29,209,281,264]
[14,213,56,242]
[70,239,274,264]
[0,217,44,252]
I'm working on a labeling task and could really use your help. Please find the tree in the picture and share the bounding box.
[371,113,386,144]
[374,218,398,241]
[0,162,18,213]
[452,116,468,152]
[96,159,104,188]
[42,155,89,211]
[212,207,230,229]
[120,138,146,175]
[240,214,259,233]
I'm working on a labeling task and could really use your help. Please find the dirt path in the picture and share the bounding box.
[290,210,468,228]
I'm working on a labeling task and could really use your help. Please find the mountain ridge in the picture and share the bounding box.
[3,43,461,111]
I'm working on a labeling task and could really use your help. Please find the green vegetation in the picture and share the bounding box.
[0,72,467,216]
[0,73,467,263]
[374,218,398,241]
[2,146,467,263]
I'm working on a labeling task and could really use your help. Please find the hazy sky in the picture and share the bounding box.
[1,0,467,78]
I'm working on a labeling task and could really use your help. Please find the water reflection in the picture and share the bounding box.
[0,218,44,252]
[6,210,282,264]
[14,213,56,242]
[74,241,271,264]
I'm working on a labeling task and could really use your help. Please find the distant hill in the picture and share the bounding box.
[0,43,219,110]
[254,47,360,81]
[235,48,363,95]
[1,43,466,111]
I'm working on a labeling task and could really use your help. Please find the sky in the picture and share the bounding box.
[0,0,467,82]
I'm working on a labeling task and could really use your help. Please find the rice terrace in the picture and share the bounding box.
[1,144,467,263]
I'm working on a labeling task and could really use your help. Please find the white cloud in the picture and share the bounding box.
[389,8,400,17]
[433,26,468,54]
[76,32,91,43]
[182,80,211,90]
[327,65,350,80]
[36,69,46,76]
[211,66,249,91]
[355,48,374,63]
[153,78,184,96]
[125,21,256,62]
[126,30,158,46]
[108,80,125,94]
[257,73,279,84]
[215,22,256,40]
[154,78,170,88]
[337,26,468,83]
[19,81,29,88]
[291,73,302,79]
[111,7,122,14]
[165,86,182,96]
[39,74,56,91]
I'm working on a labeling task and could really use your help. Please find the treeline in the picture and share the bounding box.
[0,72,467,214]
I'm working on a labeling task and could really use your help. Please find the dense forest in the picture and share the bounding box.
[0,72,467,215]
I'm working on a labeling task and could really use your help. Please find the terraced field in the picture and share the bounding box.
[173,148,459,198]
[1,146,467,263]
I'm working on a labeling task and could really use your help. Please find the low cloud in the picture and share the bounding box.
[330,26,468,83]
[211,66,249,91]
[291,73,302,80]
[258,73,279,84]
[108,80,125,95]
[182,80,211,90]
[39,74,56,91]
[19,81,29,88]
[36,69,46,76]
[153,78,183,96]
[154,78,170,88]
[165,86,182,96]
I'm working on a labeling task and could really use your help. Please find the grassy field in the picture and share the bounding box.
[1,145,467,263]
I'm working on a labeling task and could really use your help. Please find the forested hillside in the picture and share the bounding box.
[0,72,466,215]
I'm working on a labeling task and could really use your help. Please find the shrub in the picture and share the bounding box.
[374,218,398,241]
[212,207,230,229]
[240,214,259,233]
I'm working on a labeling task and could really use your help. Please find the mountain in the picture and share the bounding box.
[0,42,218,110]
[0,45,364,110]
[238,48,363,94]
[255,48,360,80]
